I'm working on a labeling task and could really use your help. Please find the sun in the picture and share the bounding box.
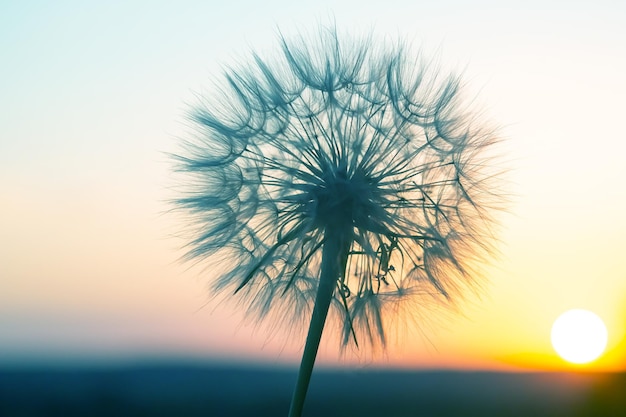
[551,309,608,364]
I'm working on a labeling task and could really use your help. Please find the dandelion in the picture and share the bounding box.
[173,26,502,417]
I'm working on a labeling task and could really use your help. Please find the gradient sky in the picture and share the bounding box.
[2,0,625,371]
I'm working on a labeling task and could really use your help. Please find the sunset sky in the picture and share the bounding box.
[2,0,625,372]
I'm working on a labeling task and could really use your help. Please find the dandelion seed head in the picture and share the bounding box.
[173,26,504,351]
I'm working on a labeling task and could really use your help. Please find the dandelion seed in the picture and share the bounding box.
[173,26,503,417]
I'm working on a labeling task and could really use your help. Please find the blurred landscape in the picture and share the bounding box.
[1,363,624,417]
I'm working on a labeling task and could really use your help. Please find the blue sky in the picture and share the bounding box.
[1,0,625,370]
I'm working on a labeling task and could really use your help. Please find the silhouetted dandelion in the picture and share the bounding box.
[173,26,503,417]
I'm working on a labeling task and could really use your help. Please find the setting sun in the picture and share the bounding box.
[551,309,608,364]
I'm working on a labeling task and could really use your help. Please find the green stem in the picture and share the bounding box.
[287,229,350,417]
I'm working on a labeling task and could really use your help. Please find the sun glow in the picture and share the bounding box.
[551,309,608,364]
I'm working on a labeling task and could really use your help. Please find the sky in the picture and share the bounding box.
[1,0,625,371]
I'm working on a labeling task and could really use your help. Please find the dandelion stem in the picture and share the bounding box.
[288,228,351,417]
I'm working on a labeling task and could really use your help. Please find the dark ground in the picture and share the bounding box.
[0,364,624,416]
